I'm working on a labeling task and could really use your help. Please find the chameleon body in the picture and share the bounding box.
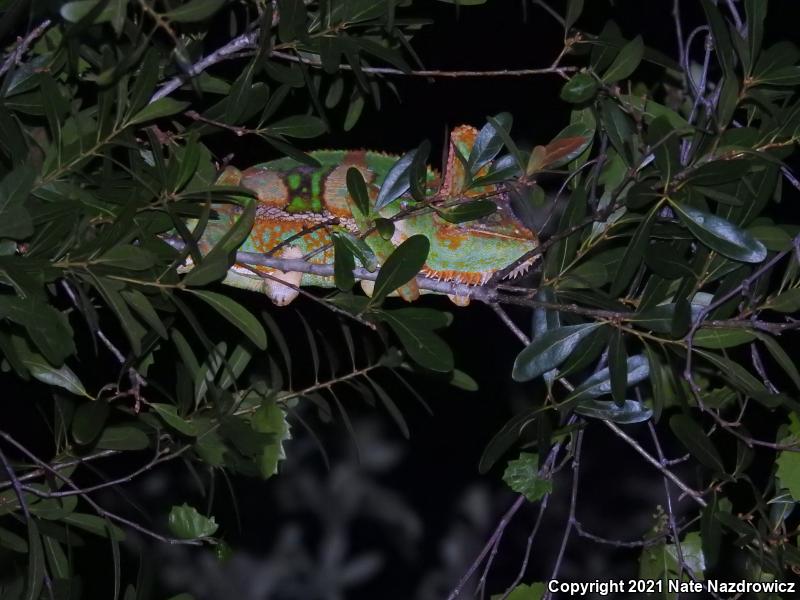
[195,126,538,305]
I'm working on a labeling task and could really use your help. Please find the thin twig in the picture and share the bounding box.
[151,30,260,102]
[445,495,527,600]
[0,19,52,77]
[0,449,118,490]
[673,0,686,75]
[0,430,203,546]
[499,497,550,599]
[648,422,688,591]
[543,428,584,600]
[602,421,707,508]
[270,50,576,78]
[491,304,530,345]
[0,446,55,600]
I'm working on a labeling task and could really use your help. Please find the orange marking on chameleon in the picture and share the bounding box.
[434,225,465,250]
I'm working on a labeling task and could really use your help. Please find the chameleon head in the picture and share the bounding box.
[397,191,539,300]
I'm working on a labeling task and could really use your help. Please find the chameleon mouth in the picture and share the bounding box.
[504,254,538,280]
[419,253,538,286]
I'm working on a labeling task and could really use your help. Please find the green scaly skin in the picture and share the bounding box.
[194,128,538,305]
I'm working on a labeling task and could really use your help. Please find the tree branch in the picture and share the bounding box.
[602,421,707,508]
[0,19,51,77]
[270,49,576,78]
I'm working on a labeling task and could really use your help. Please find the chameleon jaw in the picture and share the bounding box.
[504,254,538,280]
[421,253,537,286]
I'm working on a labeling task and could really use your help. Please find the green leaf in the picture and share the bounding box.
[756,333,800,390]
[128,98,189,127]
[599,99,634,164]
[252,400,292,478]
[487,115,524,172]
[60,0,117,23]
[468,112,512,174]
[701,0,736,78]
[183,197,256,287]
[745,0,766,73]
[693,328,756,348]
[24,519,44,600]
[333,230,377,271]
[369,378,410,439]
[0,298,76,366]
[532,287,560,384]
[168,504,218,539]
[218,343,253,390]
[575,399,653,424]
[565,354,650,402]
[747,224,793,251]
[608,329,627,406]
[543,186,587,279]
[0,164,35,239]
[96,426,150,451]
[97,245,155,270]
[672,202,767,263]
[647,115,680,180]
[512,323,601,382]
[776,450,800,501]
[669,414,725,473]
[503,453,552,502]
[374,147,419,210]
[696,350,776,403]
[375,217,394,240]
[346,167,371,216]
[610,202,658,296]
[560,72,598,104]
[188,290,267,350]
[277,0,307,43]
[331,231,355,291]
[128,49,160,117]
[380,308,454,373]
[438,200,497,224]
[0,526,28,553]
[90,277,146,356]
[165,0,226,22]
[41,535,69,580]
[151,403,198,436]
[369,235,429,306]
[602,35,644,83]
[685,159,753,186]
[22,355,90,398]
[492,583,545,600]
[409,140,431,202]
[266,115,327,138]
[344,92,365,131]
[565,0,584,30]
[71,401,109,445]
[450,369,479,391]
[764,288,800,312]
[121,290,168,339]
[62,514,125,540]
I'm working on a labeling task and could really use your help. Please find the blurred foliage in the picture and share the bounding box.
[0,0,799,598]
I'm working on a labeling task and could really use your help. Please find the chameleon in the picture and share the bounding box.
[192,125,539,306]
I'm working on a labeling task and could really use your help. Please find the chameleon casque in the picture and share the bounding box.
[194,125,538,306]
